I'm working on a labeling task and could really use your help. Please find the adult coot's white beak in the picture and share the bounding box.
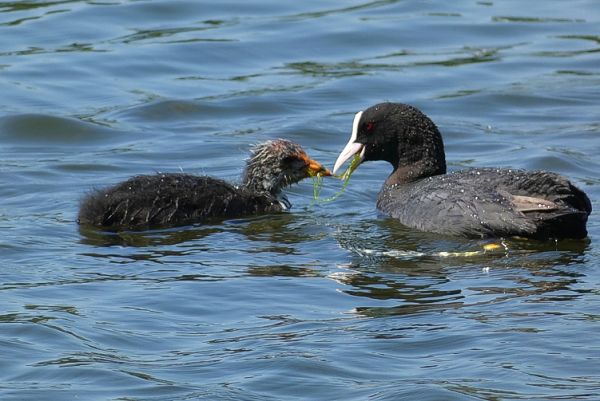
[333,142,364,175]
[333,110,365,175]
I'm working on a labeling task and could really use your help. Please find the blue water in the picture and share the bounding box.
[1,1,600,400]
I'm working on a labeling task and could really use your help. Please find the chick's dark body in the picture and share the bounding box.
[78,173,282,229]
[78,139,329,230]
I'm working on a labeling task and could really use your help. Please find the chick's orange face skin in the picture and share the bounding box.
[297,152,331,177]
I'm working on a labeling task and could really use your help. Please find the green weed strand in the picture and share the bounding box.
[311,154,361,205]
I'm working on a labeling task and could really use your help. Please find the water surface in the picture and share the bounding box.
[1,1,600,400]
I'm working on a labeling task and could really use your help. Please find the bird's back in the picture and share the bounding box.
[78,173,281,229]
[376,168,591,239]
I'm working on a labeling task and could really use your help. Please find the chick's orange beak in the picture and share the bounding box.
[297,151,331,177]
[307,158,332,177]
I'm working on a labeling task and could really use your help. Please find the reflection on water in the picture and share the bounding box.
[79,206,592,325]
[325,215,592,319]
[77,212,323,247]
[247,264,320,277]
[78,223,224,248]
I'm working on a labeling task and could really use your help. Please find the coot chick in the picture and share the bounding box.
[79,139,330,229]
[333,102,591,239]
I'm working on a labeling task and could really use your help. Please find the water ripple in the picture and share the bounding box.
[2,0,600,400]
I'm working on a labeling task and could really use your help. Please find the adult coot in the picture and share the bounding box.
[79,139,330,229]
[333,102,591,239]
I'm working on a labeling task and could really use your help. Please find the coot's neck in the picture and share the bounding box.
[385,159,446,186]
[384,117,447,186]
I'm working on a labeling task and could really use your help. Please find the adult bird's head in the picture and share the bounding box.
[333,103,447,185]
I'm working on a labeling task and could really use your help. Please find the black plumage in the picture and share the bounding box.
[78,139,329,229]
[333,102,591,239]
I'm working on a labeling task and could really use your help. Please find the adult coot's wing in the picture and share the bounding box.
[377,175,535,238]
[496,169,591,215]
[377,168,590,239]
[495,170,591,239]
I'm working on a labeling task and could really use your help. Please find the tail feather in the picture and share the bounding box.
[532,209,589,239]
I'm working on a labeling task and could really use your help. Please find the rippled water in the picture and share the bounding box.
[2,1,600,400]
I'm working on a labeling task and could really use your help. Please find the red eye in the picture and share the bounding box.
[366,121,375,131]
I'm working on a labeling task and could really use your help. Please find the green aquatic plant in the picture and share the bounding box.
[311,153,361,204]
